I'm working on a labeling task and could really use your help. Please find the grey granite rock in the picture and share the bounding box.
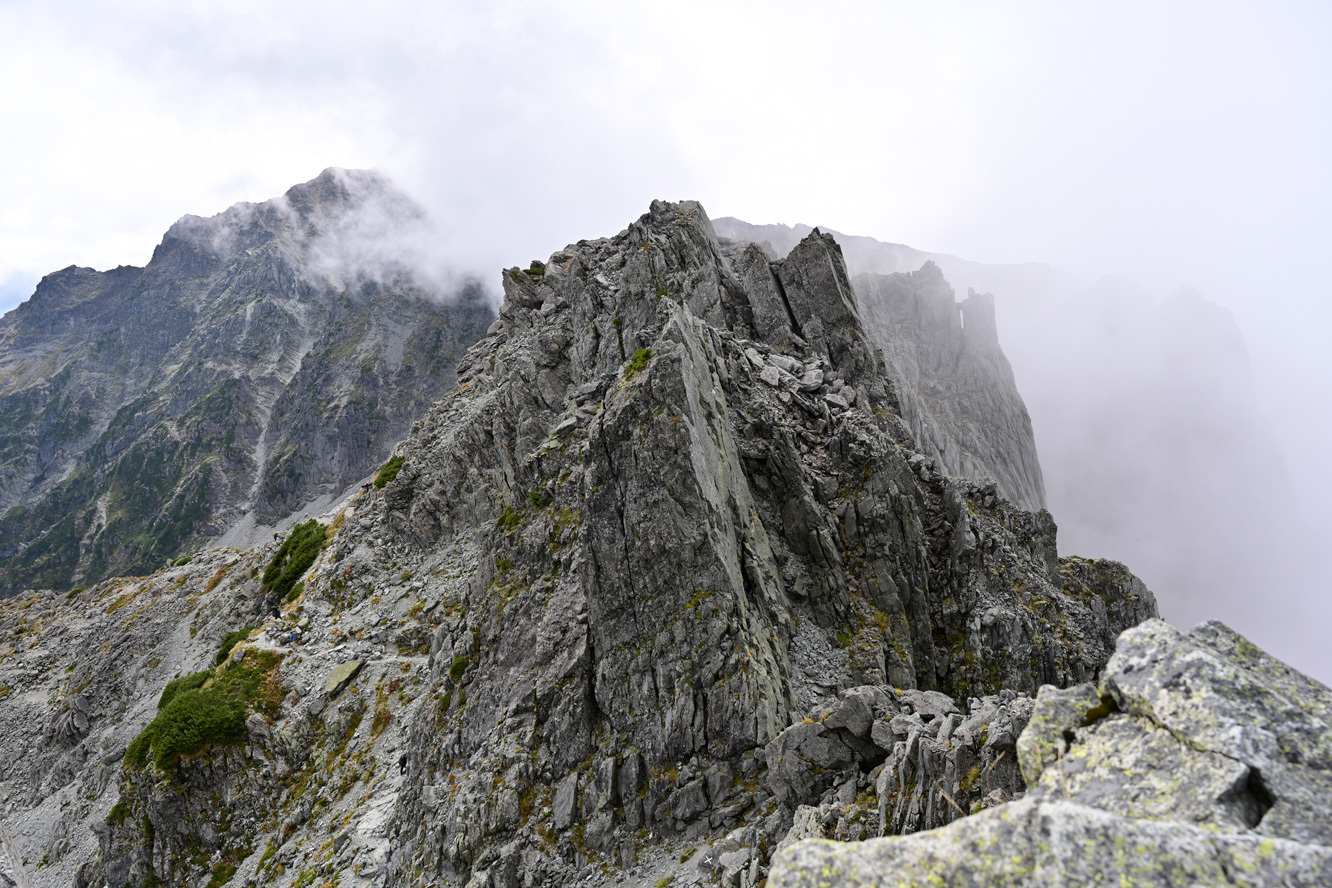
[771,798,1332,888]
[716,219,1045,513]
[853,266,1046,512]
[325,659,364,697]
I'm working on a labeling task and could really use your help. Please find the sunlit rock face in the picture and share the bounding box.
[0,199,1158,888]
[770,619,1332,888]
[0,168,494,596]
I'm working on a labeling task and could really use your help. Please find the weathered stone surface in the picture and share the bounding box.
[771,799,1332,888]
[1097,619,1332,846]
[771,620,1332,887]
[1014,681,1103,785]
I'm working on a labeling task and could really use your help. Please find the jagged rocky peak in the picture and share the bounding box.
[163,167,400,254]
[0,198,1159,888]
[157,167,432,294]
[331,199,1150,882]
[717,217,1047,513]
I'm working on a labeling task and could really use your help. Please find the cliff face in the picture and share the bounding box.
[0,169,494,596]
[853,265,1045,512]
[0,200,1156,888]
[715,222,1045,512]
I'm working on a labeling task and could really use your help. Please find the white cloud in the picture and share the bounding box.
[2,0,1331,674]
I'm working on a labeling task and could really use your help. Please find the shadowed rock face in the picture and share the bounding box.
[770,619,1332,888]
[0,200,1156,888]
[0,169,494,596]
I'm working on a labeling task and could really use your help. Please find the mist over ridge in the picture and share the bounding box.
[715,216,1328,685]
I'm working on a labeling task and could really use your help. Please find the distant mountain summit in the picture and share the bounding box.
[0,169,494,596]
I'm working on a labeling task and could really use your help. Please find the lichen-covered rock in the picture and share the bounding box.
[770,620,1332,888]
[326,659,364,696]
[771,799,1331,888]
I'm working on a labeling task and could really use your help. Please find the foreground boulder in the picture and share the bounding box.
[764,685,1032,846]
[770,619,1332,887]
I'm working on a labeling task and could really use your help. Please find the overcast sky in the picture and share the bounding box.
[2,1,1329,655]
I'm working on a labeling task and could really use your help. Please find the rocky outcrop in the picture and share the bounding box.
[770,619,1332,887]
[333,201,1149,886]
[0,199,1155,888]
[763,685,1032,846]
[0,168,493,596]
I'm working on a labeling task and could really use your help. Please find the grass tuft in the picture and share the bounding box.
[374,455,405,489]
[623,348,653,380]
[126,650,283,772]
[215,627,257,665]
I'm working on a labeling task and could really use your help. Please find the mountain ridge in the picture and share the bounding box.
[4,197,1161,888]
[1,190,1321,888]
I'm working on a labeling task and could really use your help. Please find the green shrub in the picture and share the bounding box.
[448,655,470,683]
[108,798,132,827]
[159,670,211,708]
[374,455,405,489]
[205,862,238,888]
[283,581,304,604]
[527,488,551,508]
[172,555,193,567]
[495,506,523,532]
[262,520,327,602]
[623,348,653,380]
[126,650,282,771]
[215,627,257,665]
